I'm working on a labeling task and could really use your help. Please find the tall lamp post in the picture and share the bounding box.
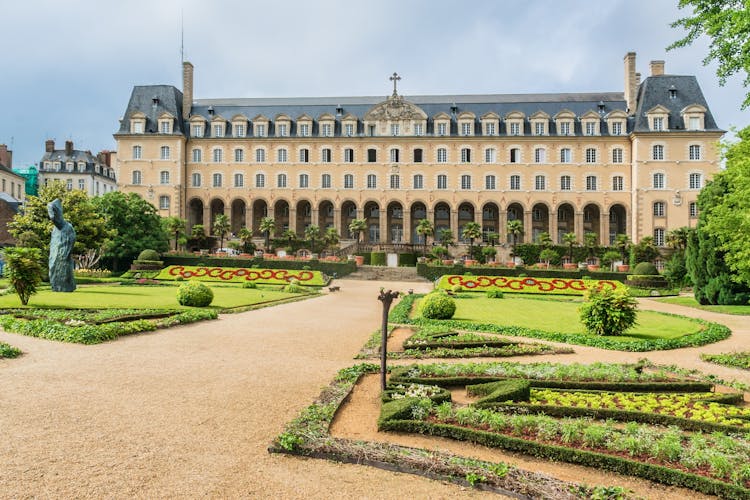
[377,289,400,391]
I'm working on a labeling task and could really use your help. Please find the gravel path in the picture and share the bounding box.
[1,283,748,498]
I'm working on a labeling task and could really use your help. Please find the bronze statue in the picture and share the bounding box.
[47,199,76,292]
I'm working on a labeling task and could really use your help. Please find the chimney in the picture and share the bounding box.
[65,140,74,156]
[45,139,55,153]
[650,60,665,76]
[182,61,194,120]
[0,144,11,169]
[623,52,637,114]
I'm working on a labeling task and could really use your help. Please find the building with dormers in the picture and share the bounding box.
[39,140,118,197]
[113,53,722,256]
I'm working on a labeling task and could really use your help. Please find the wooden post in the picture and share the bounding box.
[378,289,400,391]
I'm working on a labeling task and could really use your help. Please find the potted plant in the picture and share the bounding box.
[601,250,622,272]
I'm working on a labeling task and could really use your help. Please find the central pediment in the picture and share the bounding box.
[364,95,427,121]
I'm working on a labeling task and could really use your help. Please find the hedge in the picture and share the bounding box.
[156,265,328,286]
[354,252,371,265]
[436,275,625,296]
[417,263,627,282]
[370,252,387,266]
[398,253,418,267]
[467,380,531,405]
[162,255,356,277]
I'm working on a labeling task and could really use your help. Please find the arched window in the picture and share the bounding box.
[256,148,266,163]
[234,148,244,162]
[299,173,309,188]
[277,173,287,188]
[485,175,496,190]
[321,173,331,188]
[344,174,354,189]
[413,174,424,189]
[160,170,170,184]
[234,173,244,187]
[460,174,471,190]
[509,175,521,190]
[560,175,571,191]
[212,173,222,187]
[535,175,546,191]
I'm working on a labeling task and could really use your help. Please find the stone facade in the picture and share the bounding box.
[38,140,117,197]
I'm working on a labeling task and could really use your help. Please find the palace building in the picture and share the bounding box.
[114,53,722,255]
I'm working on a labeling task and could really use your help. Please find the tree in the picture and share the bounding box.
[191,224,206,243]
[324,227,340,252]
[2,247,43,305]
[537,231,552,247]
[304,224,321,253]
[92,191,168,271]
[539,248,558,268]
[9,182,112,258]
[583,232,598,260]
[415,218,434,257]
[579,287,638,336]
[563,232,577,264]
[461,222,482,258]
[237,227,255,254]
[486,232,499,247]
[438,228,455,247]
[614,234,630,262]
[630,236,659,267]
[668,0,750,109]
[212,214,231,251]
[666,227,690,252]
[259,217,276,252]
[506,220,523,257]
[281,229,297,250]
[162,216,187,251]
[348,218,367,242]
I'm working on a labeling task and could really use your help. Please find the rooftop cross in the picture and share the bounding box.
[389,72,401,97]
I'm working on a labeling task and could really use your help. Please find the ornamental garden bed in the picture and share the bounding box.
[701,352,750,370]
[0,341,21,358]
[155,265,329,286]
[436,275,624,296]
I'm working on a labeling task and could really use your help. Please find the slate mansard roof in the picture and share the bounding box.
[116,85,185,135]
[633,75,720,131]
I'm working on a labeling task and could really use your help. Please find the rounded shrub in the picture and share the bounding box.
[137,249,160,261]
[579,287,638,336]
[420,292,456,320]
[451,284,463,293]
[633,262,659,275]
[242,281,257,289]
[177,281,214,307]
[486,290,504,299]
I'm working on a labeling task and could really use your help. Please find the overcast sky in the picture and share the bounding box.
[2,0,747,167]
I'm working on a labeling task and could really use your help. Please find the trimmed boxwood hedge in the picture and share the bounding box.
[467,380,531,405]
[398,253,418,267]
[370,252,387,266]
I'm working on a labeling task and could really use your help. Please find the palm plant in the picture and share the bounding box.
[415,218,434,257]
[259,217,276,252]
[304,224,321,253]
[563,232,577,263]
[237,227,254,253]
[461,222,482,257]
[506,220,523,257]
[666,227,690,251]
[281,229,297,250]
[348,218,367,242]
[584,232,598,260]
[324,227,340,252]
[537,231,552,247]
[438,228,455,247]
[212,214,231,251]
[162,216,186,251]
[614,233,630,261]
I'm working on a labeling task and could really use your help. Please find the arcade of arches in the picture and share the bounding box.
[187,197,628,247]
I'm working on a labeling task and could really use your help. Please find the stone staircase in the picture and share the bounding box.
[342,265,428,282]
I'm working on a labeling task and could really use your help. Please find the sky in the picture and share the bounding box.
[1,0,747,167]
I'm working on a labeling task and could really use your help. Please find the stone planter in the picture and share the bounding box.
[563,263,577,270]
[442,259,454,265]
[464,259,476,266]
[587,264,600,271]
[617,264,630,272]
[354,255,364,266]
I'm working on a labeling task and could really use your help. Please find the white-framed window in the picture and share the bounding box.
[509,122,520,136]
[560,175,571,191]
[344,123,354,137]
[509,148,521,163]
[213,124,224,137]
[256,148,266,163]
[192,148,202,162]
[611,122,623,135]
[277,124,288,137]
[321,148,332,163]
[653,201,665,217]
[510,174,521,190]
[484,148,496,163]
[653,172,665,189]
[321,123,332,137]
[132,145,142,159]
[460,123,471,136]
[460,148,471,163]
[413,174,424,189]
[460,174,471,190]
[612,148,623,163]
[437,122,447,136]
[485,174,496,190]
[534,147,546,163]
[192,124,203,137]
[559,122,571,135]
[654,228,665,246]
[299,173,309,188]
[277,173,287,188]
[413,148,423,163]
[390,148,400,163]
[344,174,354,189]
[612,176,624,191]
[192,172,201,187]
[437,148,447,163]
[390,174,400,189]
[437,174,447,190]
[234,173,244,187]
[485,122,495,136]
[299,148,309,163]
[586,175,597,191]
[321,173,331,188]
[255,124,266,137]
[367,174,377,189]
[160,146,170,160]
[652,117,664,131]
[535,175,546,191]
[255,173,265,188]
[298,123,309,137]
[212,173,222,187]
[212,148,223,163]
[161,121,172,134]
[65,179,73,191]
[78,179,85,190]
[234,148,243,162]
[159,195,170,210]
[652,144,664,160]
[234,123,245,137]
[689,172,703,189]
[689,144,702,160]
[132,121,143,134]
[160,170,170,184]
[560,148,571,163]
[534,122,545,136]
[689,201,698,218]
[689,117,701,131]
[391,123,400,136]
[585,148,597,163]
[277,148,288,163]
[585,122,597,136]
[344,148,354,163]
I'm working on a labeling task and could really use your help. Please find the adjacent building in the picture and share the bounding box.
[0,144,26,246]
[114,53,722,257]
[38,140,117,197]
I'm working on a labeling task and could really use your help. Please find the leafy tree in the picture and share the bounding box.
[563,232,578,263]
[348,218,367,242]
[415,218,434,256]
[486,231,499,247]
[583,232,599,259]
[461,222,482,257]
[9,182,112,258]
[259,217,276,251]
[539,248,558,267]
[668,0,750,109]
[506,220,523,257]
[579,287,638,336]
[2,247,43,305]
[630,236,659,267]
[212,214,231,251]
[92,191,168,271]
[601,250,622,270]
[191,224,206,242]
[437,228,455,247]
[537,231,552,247]
[324,227,339,252]
[666,227,690,252]
[304,224,321,253]
[162,216,187,251]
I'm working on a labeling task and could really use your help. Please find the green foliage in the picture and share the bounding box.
[397,253,417,267]
[137,249,160,261]
[259,217,276,250]
[539,248,559,265]
[579,287,638,336]
[348,218,367,242]
[242,281,257,289]
[2,247,43,305]
[600,250,622,268]
[0,342,22,358]
[506,220,523,255]
[633,262,658,275]
[701,352,750,370]
[162,216,187,252]
[629,237,659,267]
[212,214,231,250]
[419,292,456,319]
[486,290,504,299]
[304,224,321,253]
[467,380,531,406]
[664,250,690,288]
[176,281,214,307]
[370,251,386,266]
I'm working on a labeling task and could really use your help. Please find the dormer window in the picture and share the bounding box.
[505,111,525,136]
[344,122,355,137]
[581,112,600,136]
[433,112,451,136]
[457,112,475,136]
[253,116,268,137]
[529,111,549,136]
[646,105,670,132]
[437,122,447,135]
[275,114,291,137]
[66,162,74,172]
[554,110,575,136]
[130,113,146,134]
[157,113,174,134]
[652,117,664,131]
[321,123,332,137]
[160,122,170,134]
[681,104,707,131]
[234,123,245,137]
[213,123,225,137]
[77,162,85,171]
[297,115,313,137]
[192,124,203,137]
[318,114,335,137]
[481,112,500,136]
[391,124,400,136]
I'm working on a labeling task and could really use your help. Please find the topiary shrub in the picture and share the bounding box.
[633,262,659,276]
[137,249,160,262]
[579,287,637,336]
[420,292,456,320]
[371,252,386,266]
[177,281,214,307]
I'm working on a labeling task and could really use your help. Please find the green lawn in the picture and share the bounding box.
[416,295,701,342]
[658,296,750,315]
[0,284,304,310]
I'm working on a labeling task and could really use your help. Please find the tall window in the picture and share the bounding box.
[585,122,596,135]
[234,173,244,187]
[460,174,471,190]
[509,122,520,135]
[161,121,172,134]
[654,228,665,246]
[612,148,623,163]
[652,144,664,160]
[560,148,571,163]
[689,117,701,130]
[344,148,354,163]
[559,122,571,135]
[689,145,702,160]
[212,173,222,187]
[367,174,377,189]
[78,179,85,190]
[560,175,571,191]
[160,146,170,160]
[255,124,266,137]
[321,173,331,188]
[255,173,265,188]
[321,148,332,163]
[653,172,665,189]
[234,148,243,162]
[484,148,496,163]
[277,124,288,137]
[367,148,377,162]
[413,148,423,162]
[299,173,309,188]
[277,173,287,188]
[160,171,170,184]
[234,123,245,137]
[344,123,354,136]
[132,171,142,185]
[391,124,400,136]
[299,124,310,137]
[437,148,447,163]
[585,148,597,163]
[485,122,495,135]
[132,145,142,159]
[256,148,266,162]
[159,196,170,210]
[390,174,400,189]
[612,176,624,191]
[653,201,665,217]
[321,123,332,137]
[437,122,447,136]
[192,124,203,137]
[535,175,546,191]
[390,148,400,163]
[586,175,597,191]
[191,172,201,187]
[509,148,520,163]
[414,123,424,136]
[460,148,471,163]
[460,123,471,136]
[213,148,223,163]
[299,148,309,163]
[611,122,623,135]
[413,174,423,189]
[689,172,702,189]
[510,175,521,190]
[192,148,202,162]
[689,202,698,218]
[344,174,354,189]
[485,175,496,190]
[534,147,546,163]
[534,122,545,136]
[437,174,447,189]
[652,117,664,131]
[277,148,288,162]
[213,124,224,137]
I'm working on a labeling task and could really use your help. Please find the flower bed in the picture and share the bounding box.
[437,275,624,296]
[156,265,328,286]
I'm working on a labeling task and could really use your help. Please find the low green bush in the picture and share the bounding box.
[579,287,638,336]
[486,290,504,299]
[0,342,21,358]
[467,380,531,405]
[398,253,417,267]
[371,252,387,266]
[633,262,659,275]
[2,247,43,306]
[420,292,456,319]
[177,281,214,307]
[242,282,257,289]
[138,249,160,261]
